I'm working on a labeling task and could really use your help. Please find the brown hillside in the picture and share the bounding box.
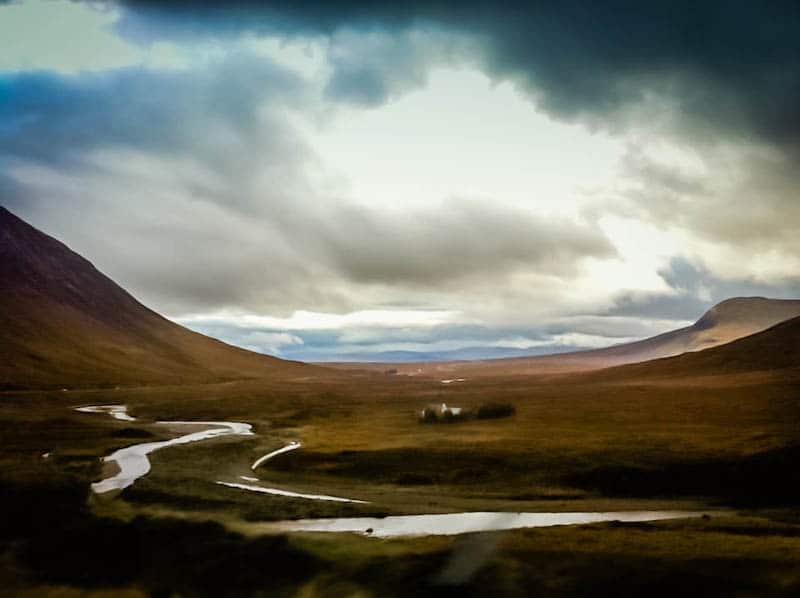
[597,315,800,381]
[0,206,317,389]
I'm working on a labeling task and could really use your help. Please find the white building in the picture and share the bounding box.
[441,403,462,416]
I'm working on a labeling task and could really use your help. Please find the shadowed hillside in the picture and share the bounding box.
[598,315,800,381]
[0,207,317,389]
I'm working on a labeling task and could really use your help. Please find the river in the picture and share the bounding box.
[77,404,707,536]
[248,510,705,538]
[77,404,252,493]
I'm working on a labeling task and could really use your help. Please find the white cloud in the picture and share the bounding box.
[240,331,304,355]
[176,309,467,331]
[300,67,625,215]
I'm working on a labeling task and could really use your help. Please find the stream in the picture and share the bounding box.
[77,404,707,536]
[76,405,252,493]
[249,510,705,538]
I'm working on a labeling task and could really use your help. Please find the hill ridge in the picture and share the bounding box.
[0,206,314,389]
[326,296,800,376]
[597,314,800,380]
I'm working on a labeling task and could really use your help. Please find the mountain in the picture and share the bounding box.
[327,297,800,377]
[0,206,315,389]
[308,346,580,364]
[600,314,800,381]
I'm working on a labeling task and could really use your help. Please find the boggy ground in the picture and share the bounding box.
[1,364,800,596]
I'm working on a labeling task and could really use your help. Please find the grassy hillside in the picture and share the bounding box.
[0,207,319,389]
[599,315,800,381]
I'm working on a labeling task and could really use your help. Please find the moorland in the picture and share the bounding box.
[2,206,800,597]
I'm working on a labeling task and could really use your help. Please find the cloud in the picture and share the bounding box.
[1,49,613,320]
[238,331,304,355]
[322,27,472,107]
[317,200,613,286]
[608,256,800,321]
[110,1,800,153]
[100,2,800,305]
[177,309,466,331]
[0,52,306,169]
[176,309,684,361]
[606,140,800,282]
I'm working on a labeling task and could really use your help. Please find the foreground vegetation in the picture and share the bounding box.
[3,470,800,596]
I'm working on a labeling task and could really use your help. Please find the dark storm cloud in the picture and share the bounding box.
[111,1,800,152]
[321,28,461,107]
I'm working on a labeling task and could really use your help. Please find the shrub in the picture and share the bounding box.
[476,403,516,419]
[419,403,515,424]
[419,405,468,423]
[420,407,440,423]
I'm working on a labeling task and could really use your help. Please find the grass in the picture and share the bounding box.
[2,364,800,595]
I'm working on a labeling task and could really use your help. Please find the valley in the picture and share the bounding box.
[2,208,800,596]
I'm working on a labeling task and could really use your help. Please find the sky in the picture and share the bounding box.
[2,0,799,361]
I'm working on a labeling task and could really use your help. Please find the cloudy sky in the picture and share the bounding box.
[2,0,799,361]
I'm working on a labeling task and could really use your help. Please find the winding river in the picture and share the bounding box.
[218,481,368,503]
[251,441,301,470]
[251,510,705,538]
[77,405,252,493]
[78,404,707,536]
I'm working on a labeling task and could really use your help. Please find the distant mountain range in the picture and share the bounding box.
[305,346,585,364]
[327,297,800,376]
[2,205,799,388]
[0,207,315,389]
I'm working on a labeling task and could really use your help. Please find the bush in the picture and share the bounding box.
[420,407,440,423]
[419,405,467,424]
[476,403,516,420]
[419,403,515,424]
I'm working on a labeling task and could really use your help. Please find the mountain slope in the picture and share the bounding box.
[599,315,800,381]
[327,297,800,377]
[0,206,315,389]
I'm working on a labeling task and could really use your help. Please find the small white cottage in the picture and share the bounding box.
[441,403,462,416]
[420,402,464,420]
